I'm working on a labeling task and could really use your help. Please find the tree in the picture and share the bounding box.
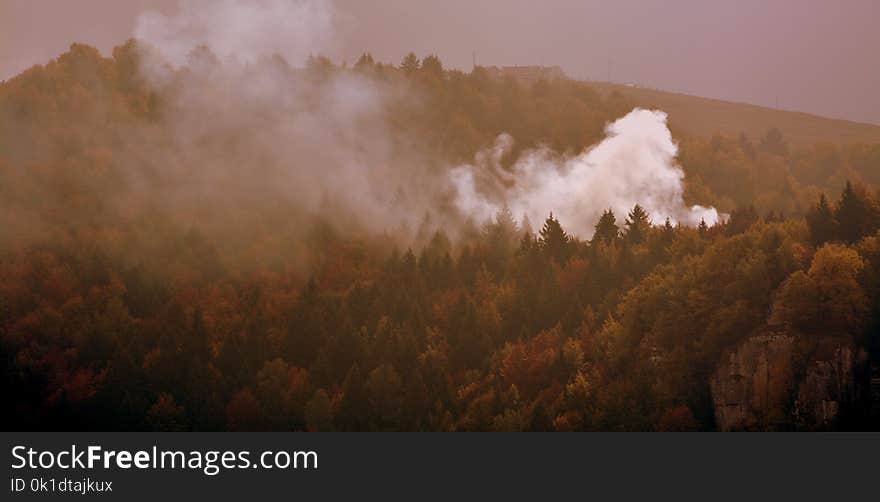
[770,270,820,332]
[256,358,300,429]
[655,218,676,251]
[539,213,570,262]
[771,243,868,335]
[306,55,336,77]
[483,206,519,274]
[725,205,759,236]
[336,364,368,430]
[836,181,878,244]
[400,52,420,74]
[592,209,619,245]
[808,244,869,334]
[183,307,209,363]
[304,389,334,431]
[520,214,534,237]
[623,204,650,244]
[146,393,187,431]
[759,128,788,156]
[806,193,837,246]
[225,389,262,431]
[697,218,710,238]
[354,52,375,71]
[366,364,404,429]
[421,54,443,77]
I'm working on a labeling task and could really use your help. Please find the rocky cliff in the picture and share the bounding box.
[710,334,867,430]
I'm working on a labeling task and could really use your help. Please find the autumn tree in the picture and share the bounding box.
[771,243,868,335]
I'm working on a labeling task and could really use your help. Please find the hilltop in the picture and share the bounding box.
[588,81,880,147]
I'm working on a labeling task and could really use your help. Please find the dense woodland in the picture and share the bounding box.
[1,43,879,430]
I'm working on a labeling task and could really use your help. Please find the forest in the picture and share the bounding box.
[1,42,879,431]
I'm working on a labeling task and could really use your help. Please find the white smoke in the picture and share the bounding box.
[128,0,447,249]
[451,108,721,237]
[134,0,336,68]
[130,1,719,251]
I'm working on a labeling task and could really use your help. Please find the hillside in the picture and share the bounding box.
[1,43,879,431]
[588,81,880,147]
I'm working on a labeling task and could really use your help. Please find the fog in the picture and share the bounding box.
[122,0,718,243]
[2,0,878,124]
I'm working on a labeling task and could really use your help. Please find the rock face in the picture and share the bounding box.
[794,345,865,428]
[710,334,796,431]
[710,334,866,431]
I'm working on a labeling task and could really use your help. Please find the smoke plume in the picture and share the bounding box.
[451,108,721,237]
[130,0,718,254]
[129,0,448,252]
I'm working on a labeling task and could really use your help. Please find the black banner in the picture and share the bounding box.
[2,432,877,500]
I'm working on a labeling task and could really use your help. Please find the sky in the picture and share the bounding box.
[1,0,878,124]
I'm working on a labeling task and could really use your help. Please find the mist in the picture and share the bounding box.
[134,0,337,68]
[0,0,721,266]
[129,0,721,246]
[127,0,460,256]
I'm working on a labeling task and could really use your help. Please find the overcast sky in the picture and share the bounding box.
[1,0,878,124]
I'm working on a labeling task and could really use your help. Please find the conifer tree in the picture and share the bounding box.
[592,209,619,245]
[539,213,570,262]
[698,218,709,237]
[836,181,878,244]
[806,193,837,245]
[624,204,650,244]
[400,52,420,74]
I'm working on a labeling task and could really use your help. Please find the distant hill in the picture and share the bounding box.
[588,81,880,148]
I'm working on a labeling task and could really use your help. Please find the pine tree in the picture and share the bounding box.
[836,181,878,244]
[483,206,518,275]
[725,205,759,236]
[421,54,444,76]
[623,204,650,244]
[759,128,788,156]
[539,213,569,263]
[697,218,709,238]
[806,193,837,245]
[592,209,619,245]
[400,52,420,74]
[354,52,375,71]
[520,213,534,237]
[661,217,675,244]
[494,205,518,238]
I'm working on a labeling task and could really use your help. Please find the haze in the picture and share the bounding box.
[1,0,878,125]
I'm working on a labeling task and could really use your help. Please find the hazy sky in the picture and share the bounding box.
[1,0,878,124]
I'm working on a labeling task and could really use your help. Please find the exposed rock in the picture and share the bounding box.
[794,344,867,429]
[711,334,867,430]
[710,334,795,431]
